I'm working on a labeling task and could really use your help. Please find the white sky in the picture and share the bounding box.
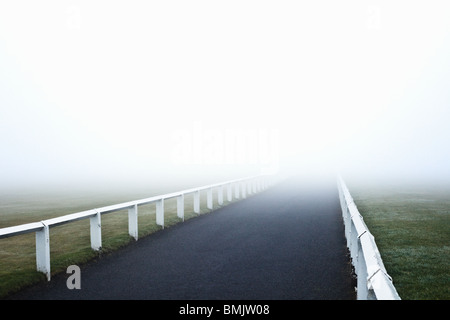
[1,0,450,188]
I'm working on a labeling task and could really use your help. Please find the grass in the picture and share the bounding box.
[0,185,242,298]
[347,180,450,300]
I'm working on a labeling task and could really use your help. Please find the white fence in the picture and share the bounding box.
[0,175,269,281]
[337,176,401,300]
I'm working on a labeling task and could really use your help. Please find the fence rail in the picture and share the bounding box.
[337,176,401,300]
[0,175,269,281]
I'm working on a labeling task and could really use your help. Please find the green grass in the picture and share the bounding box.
[347,181,450,300]
[0,186,243,298]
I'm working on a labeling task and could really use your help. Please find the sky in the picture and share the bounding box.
[1,0,450,190]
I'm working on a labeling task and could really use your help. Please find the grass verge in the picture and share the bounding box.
[347,181,450,300]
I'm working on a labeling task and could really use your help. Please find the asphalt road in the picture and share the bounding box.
[9,177,355,300]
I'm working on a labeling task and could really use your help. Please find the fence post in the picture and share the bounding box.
[350,220,359,265]
[356,240,369,300]
[194,190,200,214]
[177,194,185,221]
[36,222,50,281]
[90,210,102,251]
[207,188,213,210]
[227,183,232,202]
[218,185,224,205]
[128,204,138,240]
[234,182,240,199]
[242,181,247,198]
[156,199,164,228]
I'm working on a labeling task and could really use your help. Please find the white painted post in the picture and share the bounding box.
[207,188,213,210]
[128,204,138,240]
[356,242,368,300]
[344,206,352,249]
[177,194,184,221]
[235,182,240,199]
[218,185,224,205]
[227,183,232,202]
[35,222,50,281]
[350,221,358,264]
[90,211,102,251]
[242,182,247,198]
[194,190,200,214]
[156,199,164,228]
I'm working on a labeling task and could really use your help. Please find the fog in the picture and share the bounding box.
[1,1,450,192]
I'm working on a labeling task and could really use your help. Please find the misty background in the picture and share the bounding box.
[1,0,450,192]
